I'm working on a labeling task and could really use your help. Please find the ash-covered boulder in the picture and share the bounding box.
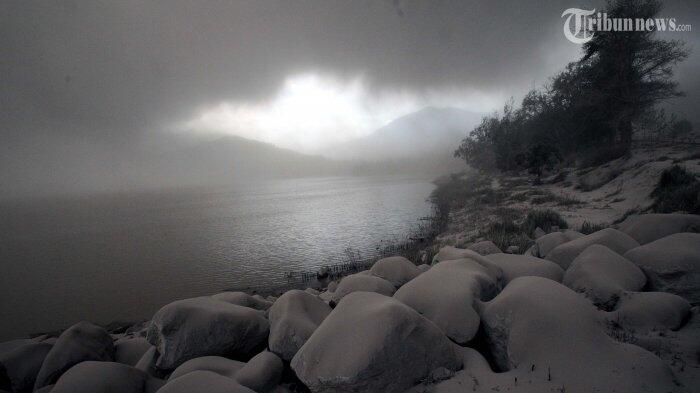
[115,336,152,367]
[235,351,283,392]
[169,356,245,380]
[394,258,499,344]
[268,290,331,361]
[431,246,503,280]
[147,297,269,370]
[624,233,700,304]
[34,321,115,390]
[468,240,502,255]
[485,253,564,284]
[134,347,158,376]
[610,291,691,332]
[546,228,639,269]
[50,361,164,393]
[158,370,254,393]
[291,292,460,393]
[533,230,584,258]
[0,341,52,392]
[370,256,421,287]
[480,276,678,393]
[0,340,33,356]
[211,292,273,311]
[563,244,646,309]
[331,273,396,302]
[617,213,700,244]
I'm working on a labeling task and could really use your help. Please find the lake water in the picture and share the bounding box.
[0,176,435,340]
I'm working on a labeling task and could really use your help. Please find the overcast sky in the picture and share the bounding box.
[1,0,698,190]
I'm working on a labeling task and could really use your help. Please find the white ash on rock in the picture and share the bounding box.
[617,213,700,245]
[330,272,396,303]
[34,321,115,390]
[291,291,461,393]
[479,276,680,393]
[167,351,284,393]
[0,341,52,392]
[394,258,499,344]
[467,240,502,255]
[369,256,422,287]
[233,351,284,392]
[267,289,331,361]
[169,356,245,380]
[431,246,504,281]
[158,370,255,393]
[49,361,164,393]
[608,291,691,332]
[484,253,564,284]
[114,336,153,367]
[624,232,700,304]
[532,230,584,258]
[146,297,269,370]
[211,291,273,311]
[563,244,646,309]
[546,228,639,270]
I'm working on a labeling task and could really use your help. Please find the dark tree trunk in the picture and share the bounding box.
[619,117,633,152]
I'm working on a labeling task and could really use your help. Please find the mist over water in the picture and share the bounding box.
[0,176,434,340]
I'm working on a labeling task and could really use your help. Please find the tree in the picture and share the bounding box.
[581,0,688,150]
[526,143,561,182]
[455,0,689,174]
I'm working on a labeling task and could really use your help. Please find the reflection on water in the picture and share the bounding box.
[0,176,434,340]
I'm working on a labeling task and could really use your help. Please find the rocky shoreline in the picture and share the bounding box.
[2,150,700,392]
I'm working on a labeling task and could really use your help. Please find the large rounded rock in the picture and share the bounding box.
[481,277,678,393]
[235,351,283,392]
[467,240,502,255]
[212,292,273,311]
[0,341,52,392]
[0,340,34,356]
[268,290,331,361]
[134,347,158,376]
[169,356,245,380]
[369,256,421,287]
[546,228,639,270]
[115,336,152,367]
[146,297,269,370]
[563,244,646,309]
[431,246,504,281]
[158,370,255,393]
[610,291,691,332]
[50,361,164,393]
[484,253,564,284]
[533,230,584,258]
[34,321,115,390]
[624,233,700,304]
[617,213,700,244]
[291,292,460,393]
[394,258,498,344]
[331,273,396,302]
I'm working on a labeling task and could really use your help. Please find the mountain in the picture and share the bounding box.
[131,134,350,188]
[1,108,481,198]
[323,107,482,162]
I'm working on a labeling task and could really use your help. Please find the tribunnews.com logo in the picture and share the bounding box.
[562,8,692,44]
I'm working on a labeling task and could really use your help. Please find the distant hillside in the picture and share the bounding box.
[135,135,350,188]
[324,107,482,162]
[313,107,481,176]
[1,109,482,198]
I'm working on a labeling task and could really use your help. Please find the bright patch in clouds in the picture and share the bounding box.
[180,73,502,152]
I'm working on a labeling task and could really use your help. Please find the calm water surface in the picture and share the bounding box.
[0,176,434,340]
